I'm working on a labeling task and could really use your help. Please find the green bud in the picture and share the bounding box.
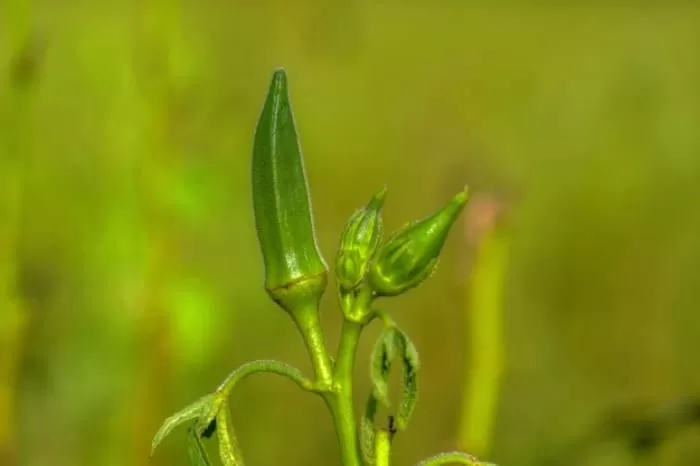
[252,69,327,312]
[335,187,387,291]
[368,189,469,297]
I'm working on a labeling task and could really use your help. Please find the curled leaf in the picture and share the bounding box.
[217,401,245,466]
[361,393,380,465]
[370,329,396,407]
[152,359,311,463]
[365,325,421,461]
[151,393,214,457]
[394,330,420,430]
[188,424,213,466]
[368,327,420,429]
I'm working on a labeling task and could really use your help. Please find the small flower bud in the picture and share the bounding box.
[335,187,387,291]
[368,189,468,297]
[252,69,327,312]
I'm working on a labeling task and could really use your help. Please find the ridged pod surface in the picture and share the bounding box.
[252,69,327,311]
[368,190,468,297]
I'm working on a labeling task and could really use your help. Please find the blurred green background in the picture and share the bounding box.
[2,1,700,465]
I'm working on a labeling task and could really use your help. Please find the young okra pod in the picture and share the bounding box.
[252,69,328,313]
[335,187,387,291]
[368,189,468,297]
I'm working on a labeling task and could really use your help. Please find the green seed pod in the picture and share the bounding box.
[252,69,327,312]
[335,187,387,291]
[368,189,469,297]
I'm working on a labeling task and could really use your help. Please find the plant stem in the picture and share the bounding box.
[375,429,392,466]
[328,318,363,466]
[458,230,508,457]
[292,305,334,388]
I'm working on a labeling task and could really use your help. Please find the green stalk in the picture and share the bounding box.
[458,229,508,457]
[374,429,392,466]
[249,69,363,465]
[328,318,363,466]
[292,305,334,388]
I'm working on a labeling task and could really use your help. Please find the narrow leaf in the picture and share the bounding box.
[394,329,420,430]
[151,394,214,456]
[368,327,421,433]
[217,401,245,466]
[188,425,212,466]
[370,329,395,407]
[360,393,380,465]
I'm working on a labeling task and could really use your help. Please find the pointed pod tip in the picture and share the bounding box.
[371,185,389,208]
[452,186,469,207]
[271,67,287,79]
[437,187,469,227]
[269,68,289,96]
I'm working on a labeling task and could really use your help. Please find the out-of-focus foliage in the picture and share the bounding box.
[1,1,699,466]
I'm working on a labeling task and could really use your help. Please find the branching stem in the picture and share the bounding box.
[326,318,363,466]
